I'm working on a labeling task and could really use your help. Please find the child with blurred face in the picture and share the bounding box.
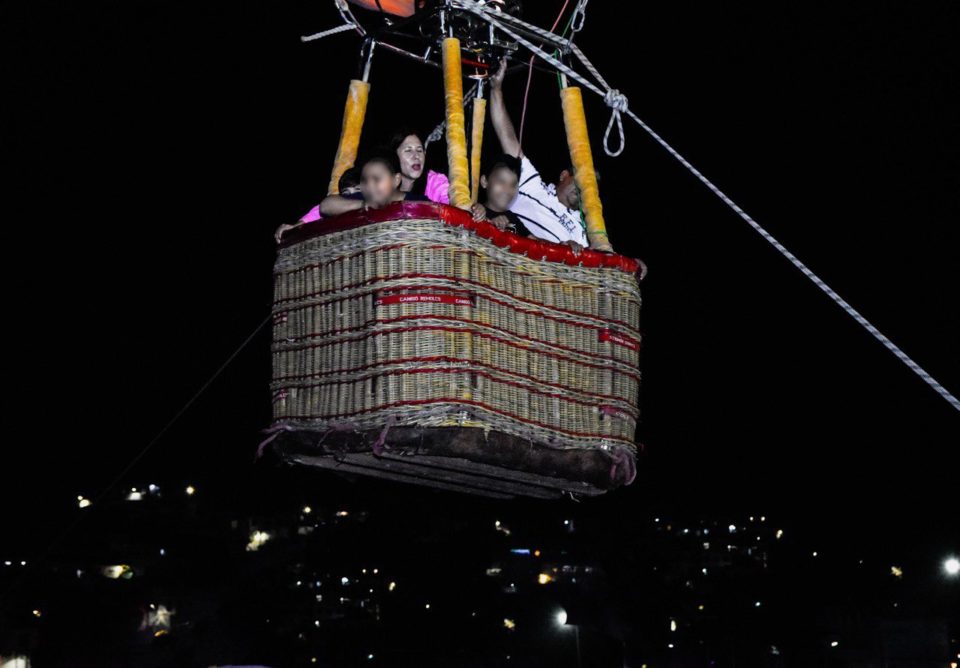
[359,155,404,208]
[476,154,531,237]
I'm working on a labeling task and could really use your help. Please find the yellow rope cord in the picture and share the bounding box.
[470,97,487,203]
[327,79,370,196]
[561,86,611,251]
[442,38,472,208]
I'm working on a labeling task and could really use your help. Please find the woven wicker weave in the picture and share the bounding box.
[267,202,642,498]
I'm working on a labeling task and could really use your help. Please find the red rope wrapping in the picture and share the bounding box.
[280,202,643,275]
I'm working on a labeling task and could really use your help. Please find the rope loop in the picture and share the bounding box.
[602,88,628,157]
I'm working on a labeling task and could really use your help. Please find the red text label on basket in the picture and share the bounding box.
[599,329,640,351]
[376,294,472,307]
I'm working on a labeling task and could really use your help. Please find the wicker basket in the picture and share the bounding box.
[266,202,643,498]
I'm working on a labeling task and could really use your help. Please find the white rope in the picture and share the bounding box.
[452,0,960,412]
[602,89,627,157]
[424,122,445,150]
[621,106,960,412]
[301,23,357,43]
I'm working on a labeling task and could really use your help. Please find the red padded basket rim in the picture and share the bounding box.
[280,201,643,275]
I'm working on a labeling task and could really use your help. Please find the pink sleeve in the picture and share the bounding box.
[300,205,322,224]
[425,171,450,204]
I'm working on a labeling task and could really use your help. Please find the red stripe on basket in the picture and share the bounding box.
[275,366,605,411]
[375,294,473,307]
[276,347,639,387]
[274,320,642,378]
[277,398,637,444]
[275,364,638,417]
[599,330,640,351]
[275,274,641,339]
[275,271,641,322]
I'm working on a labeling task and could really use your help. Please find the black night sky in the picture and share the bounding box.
[3,1,959,665]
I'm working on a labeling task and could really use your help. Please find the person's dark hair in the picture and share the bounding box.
[338,167,361,193]
[484,154,522,180]
[361,152,401,175]
[387,127,427,197]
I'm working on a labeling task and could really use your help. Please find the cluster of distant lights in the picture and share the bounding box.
[33,498,960,660]
[76,484,196,509]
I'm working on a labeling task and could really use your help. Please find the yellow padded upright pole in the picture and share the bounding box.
[560,86,612,251]
[469,97,487,203]
[442,38,471,209]
[327,79,370,196]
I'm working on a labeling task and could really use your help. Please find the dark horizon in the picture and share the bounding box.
[4,0,959,583]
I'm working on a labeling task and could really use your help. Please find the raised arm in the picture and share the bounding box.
[489,60,521,158]
[319,194,364,217]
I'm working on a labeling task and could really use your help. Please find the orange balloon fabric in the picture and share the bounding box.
[347,0,417,17]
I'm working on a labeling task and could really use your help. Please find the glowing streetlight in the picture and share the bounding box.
[185,485,196,496]
[944,556,960,576]
[246,530,271,552]
[555,609,568,626]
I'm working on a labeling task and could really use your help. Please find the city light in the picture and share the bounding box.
[32,609,41,618]
[538,573,554,585]
[388,581,397,591]
[776,530,784,539]
[670,619,677,632]
[830,641,839,648]
[185,485,196,496]
[246,530,271,552]
[336,510,349,517]
[555,609,568,626]
[101,564,133,579]
[944,557,960,576]
[77,496,91,509]
[503,618,516,630]
[728,524,736,533]
[302,506,312,514]
[890,566,903,578]
[126,488,143,501]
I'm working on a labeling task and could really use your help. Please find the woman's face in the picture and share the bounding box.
[396,134,425,180]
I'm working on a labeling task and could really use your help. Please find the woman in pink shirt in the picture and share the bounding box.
[275,129,451,243]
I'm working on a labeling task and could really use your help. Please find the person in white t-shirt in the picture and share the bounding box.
[483,59,592,252]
